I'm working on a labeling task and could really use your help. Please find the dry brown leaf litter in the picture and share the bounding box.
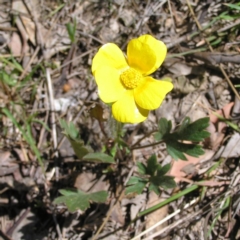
[0,0,240,239]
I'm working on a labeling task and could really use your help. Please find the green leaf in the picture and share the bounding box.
[149,175,164,186]
[60,119,79,140]
[137,162,146,175]
[60,120,114,162]
[125,181,147,195]
[176,116,191,133]
[54,189,108,212]
[166,140,205,160]
[125,176,148,195]
[149,183,160,195]
[167,143,187,160]
[158,176,176,189]
[176,117,210,141]
[66,18,77,43]
[155,118,172,141]
[126,176,144,185]
[146,154,158,176]
[0,70,17,86]
[82,152,115,163]
[60,119,93,159]
[150,175,176,189]
[68,137,91,159]
[87,191,109,203]
[156,117,210,160]
[154,132,162,142]
[157,163,171,176]
[0,56,23,73]
[11,56,24,72]
[184,144,205,157]
[225,3,240,10]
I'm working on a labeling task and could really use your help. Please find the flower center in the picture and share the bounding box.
[120,68,142,89]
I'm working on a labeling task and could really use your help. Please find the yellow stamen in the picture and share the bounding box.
[120,68,142,89]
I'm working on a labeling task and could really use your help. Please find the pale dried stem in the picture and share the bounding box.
[131,198,198,240]
[22,0,60,180]
[46,68,59,180]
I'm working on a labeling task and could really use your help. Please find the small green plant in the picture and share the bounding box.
[60,119,115,163]
[66,18,77,44]
[126,154,176,195]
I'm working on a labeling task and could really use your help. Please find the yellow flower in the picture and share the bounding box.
[92,34,173,123]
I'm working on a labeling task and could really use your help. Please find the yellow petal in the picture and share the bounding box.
[127,34,167,76]
[92,43,128,73]
[134,77,173,110]
[94,66,126,103]
[112,90,149,123]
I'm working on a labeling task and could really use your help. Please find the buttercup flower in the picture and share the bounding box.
[92,34,173,123]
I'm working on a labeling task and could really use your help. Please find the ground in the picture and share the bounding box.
[0,0,240,239]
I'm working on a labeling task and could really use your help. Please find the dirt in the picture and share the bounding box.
[0,0,240,239]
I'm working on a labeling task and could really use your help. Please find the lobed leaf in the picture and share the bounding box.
[137,162,147,175]
[146,154,158,176]
[176,117,210,141]
[156,117,210,160]
[125,181,147,195]
[54,189,108,213]
[155,118,172,141]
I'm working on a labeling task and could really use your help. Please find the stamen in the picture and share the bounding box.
[120,68,142,89]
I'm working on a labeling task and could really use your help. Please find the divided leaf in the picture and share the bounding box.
[166,141,205,160]
[176,117,210,141]
[137,162,147,175]
[155,118,172,141]
[126,154,176,195]
[155,117,210,160]
[158,176,176,189]
[54,189,108,213]
[146,154,158,176]
[60,119,115,163]
[150,175,176,190]
[60,119,79,140]
[125,176,148,195]
[68,138,92,159]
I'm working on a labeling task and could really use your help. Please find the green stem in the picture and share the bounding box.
[138,184,199,217]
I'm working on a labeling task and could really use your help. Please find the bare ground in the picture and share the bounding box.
[0,0,240,239]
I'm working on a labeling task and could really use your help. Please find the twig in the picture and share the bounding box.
[6,208,30,237]
[131,140,164,150]
[130,129,157,149]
